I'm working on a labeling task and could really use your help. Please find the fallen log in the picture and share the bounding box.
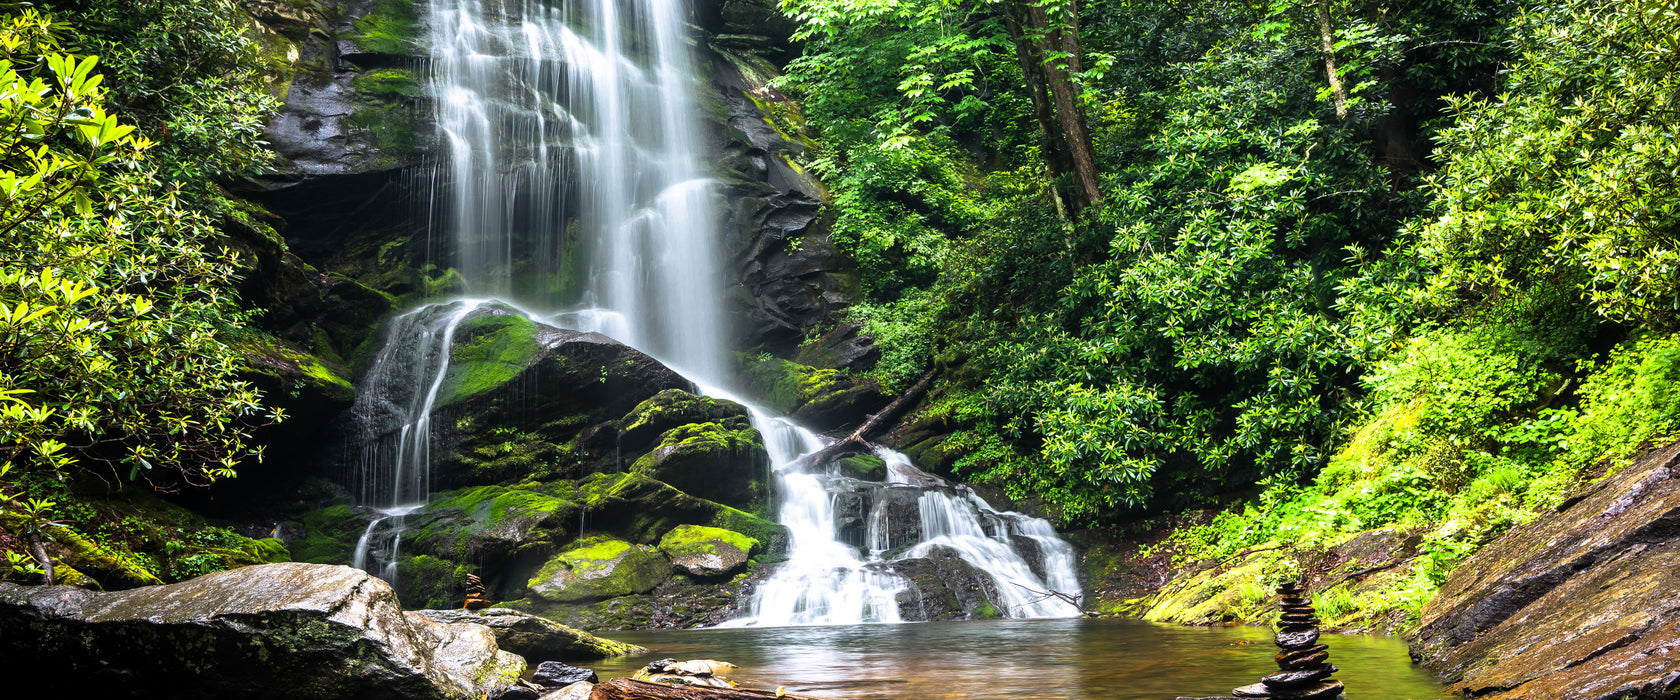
[800,369,936,468]
[590,678,833,700]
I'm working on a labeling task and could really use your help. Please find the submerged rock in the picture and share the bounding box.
[0,562,523,699]
[413,608,645,660]
[1411,440,1680,700]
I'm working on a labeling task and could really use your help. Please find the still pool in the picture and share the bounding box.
[587,617,1447,699]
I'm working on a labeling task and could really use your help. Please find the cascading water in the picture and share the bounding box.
[339,0,1083,624]
[345,299,489,582]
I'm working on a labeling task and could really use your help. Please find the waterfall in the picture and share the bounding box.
[345,299,489,582]
[337,0,1084,624]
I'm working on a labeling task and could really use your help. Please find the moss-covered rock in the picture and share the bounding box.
[631,422,770,513]
[403,485,577,591]
[834,453,887,481]
[555,473,788,557]
[527,536,673,604]
[738,355,887,431]
[617,389,752,457]
[656,525,757,577]
[414,608,646,660]
[351,0,421,55]
[289,504,375,565]
[419,305,694,489]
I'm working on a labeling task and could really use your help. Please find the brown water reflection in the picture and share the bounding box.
[590,618,1446,699]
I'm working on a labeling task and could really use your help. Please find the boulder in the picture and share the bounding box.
[414,608,645,661]
[738,356,887,432]
[528,537,674,603]
[564,473,788,554]
[631,422,771,513]
[834,453,887,481]
[532,660,600,688]
[887,544,1004,621]
[618,389,754,458]
[0,563,523,699]
[657,524,758,577]
[539,683,595,700]
[1410,440,1680,700]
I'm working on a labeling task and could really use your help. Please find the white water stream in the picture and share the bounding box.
[343,0,1081,623]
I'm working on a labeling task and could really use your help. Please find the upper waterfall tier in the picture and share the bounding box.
[430,0,727,381]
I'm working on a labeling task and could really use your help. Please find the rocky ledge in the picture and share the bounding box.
[0,562,524,699]
[1410,441,1680,699]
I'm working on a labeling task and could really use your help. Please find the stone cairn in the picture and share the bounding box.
[1230,581,1344,699]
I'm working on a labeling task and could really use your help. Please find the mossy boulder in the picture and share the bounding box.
[630,422,770,513]
[738,355,887,431]
[289,504,376,565]
[834,453,887,481]
[421,305,695,488]
[656,525,758,577]
[414,608,645,660]
[527,536,673,604]
[549,473,788,558]
[618,389,752,457]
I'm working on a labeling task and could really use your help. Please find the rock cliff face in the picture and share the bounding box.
[1410,441,1680,700]
[0,563,524,700]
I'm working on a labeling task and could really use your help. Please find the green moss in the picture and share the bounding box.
[439,312,541,407]
[527,535,672,603]
[974,601,1002,619]
[346,103,421,163]
[290,505,369,564]
[352,68,421,99]
[352,0,420,55]
[656,524,759,559]
[234,334,356,403]
[835,454,887,480]
[396,555,464,609]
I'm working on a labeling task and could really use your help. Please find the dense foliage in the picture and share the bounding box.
[0,2,278,578]
[777,0,1680,583]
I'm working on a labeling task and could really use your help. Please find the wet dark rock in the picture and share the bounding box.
[0,563,523,699]
[413,608,644,661]
[1263,666,1337,688]
[1274,644,1328,664]
[494,687,542,700]
[532,661,600,688]
[1277,651,1330,670]
[868,486,925,552]
[796,321,881,373]
[888,545,1004,621]
[1276,629,1321,649]
[1410,440,1680,700]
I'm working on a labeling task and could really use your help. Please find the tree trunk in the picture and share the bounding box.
[1003,2,1071,194]
[26,529,53,586]
[1022,0,1102,210]
[1317,0,1349,119]
[590,679,834,700]
[798,369,936,468]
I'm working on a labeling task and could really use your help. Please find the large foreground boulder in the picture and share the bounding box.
[1410,441,1680,699]
[0,563,523,699]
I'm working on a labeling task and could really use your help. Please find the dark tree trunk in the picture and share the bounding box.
[1022,0,1102,210]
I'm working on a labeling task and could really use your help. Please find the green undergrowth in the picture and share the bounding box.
[1153,328,1680,627]
[352,0,420,55]
[1,479,290,588]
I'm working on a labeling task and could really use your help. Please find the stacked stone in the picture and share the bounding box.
[1231,582,1343,700]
